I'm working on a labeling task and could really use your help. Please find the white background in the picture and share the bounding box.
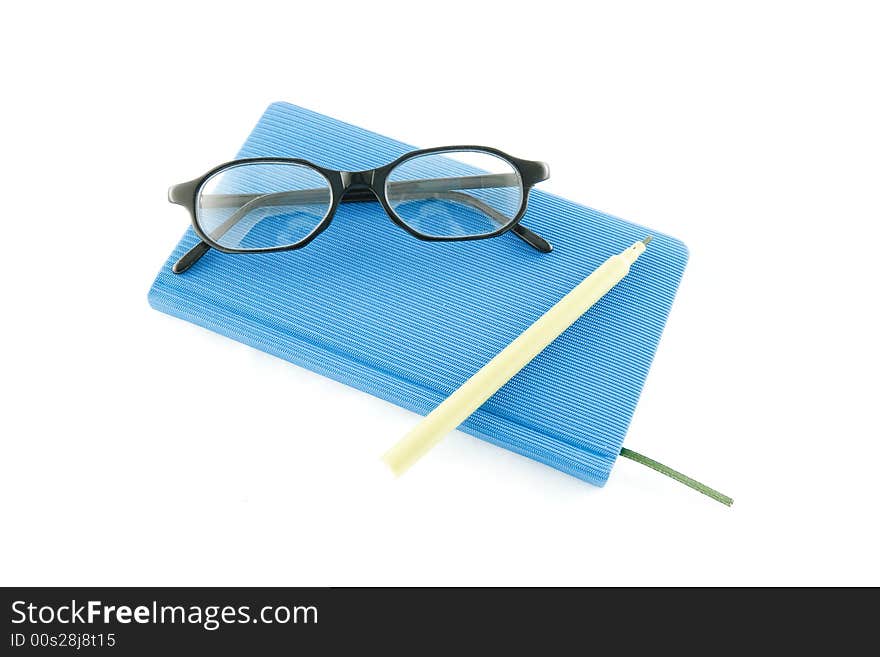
[1,1,877,586]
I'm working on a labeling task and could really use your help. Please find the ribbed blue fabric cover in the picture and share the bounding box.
[149,102,689,486]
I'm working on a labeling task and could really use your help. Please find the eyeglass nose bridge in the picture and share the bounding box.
[340,169,378,190]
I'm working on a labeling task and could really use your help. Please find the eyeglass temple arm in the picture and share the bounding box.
[195,173,525,207]
[210,176,553,252]
[171,173,551,273]
[205,184,551,253]
[382,173,551,253]
[175,189,549,273]
[384,189,551,253]
[205,186,552,259]
[173,240,211,273]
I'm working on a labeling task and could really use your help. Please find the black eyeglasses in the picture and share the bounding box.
[167,146,552,273]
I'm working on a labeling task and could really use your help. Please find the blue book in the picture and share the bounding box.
[149,102,689,486]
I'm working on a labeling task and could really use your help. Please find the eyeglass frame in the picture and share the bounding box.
[167,145,552,274]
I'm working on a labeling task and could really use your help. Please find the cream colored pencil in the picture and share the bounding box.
[382,237,653,476]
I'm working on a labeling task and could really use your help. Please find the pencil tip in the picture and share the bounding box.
[642,236,653,245]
